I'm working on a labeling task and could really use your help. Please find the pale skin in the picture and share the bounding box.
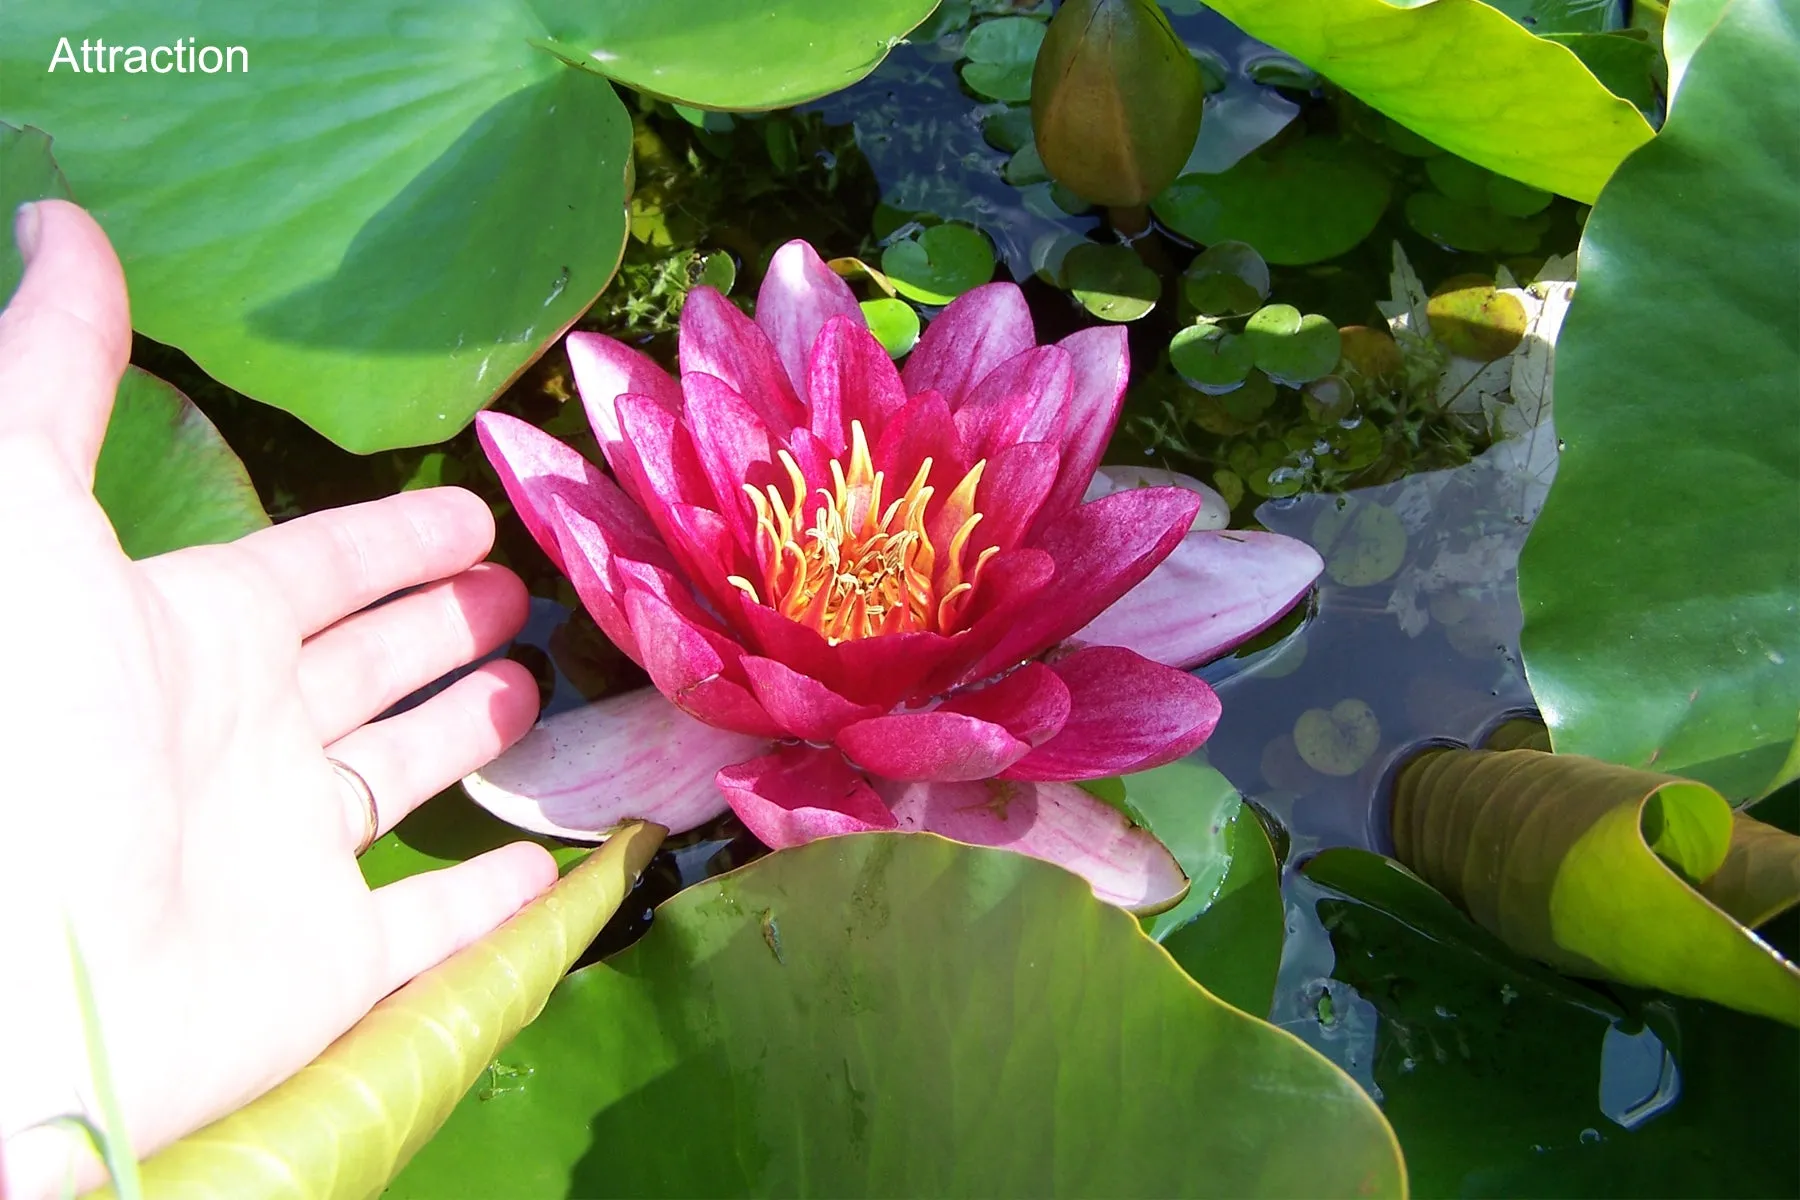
[0,201,558,1197]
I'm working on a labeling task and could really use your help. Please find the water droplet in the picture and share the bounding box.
[1433,1004,1454,1019]
[1580,1128,1601,1145]
[1400,1057,1416,1074]
[1500,984,1519,1005]
[1338,415,1364,430]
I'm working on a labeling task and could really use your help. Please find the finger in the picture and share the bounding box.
[298,562,529,744]
[0,201,131,480]
[231,486,496,637]
[369,841,558,996]
[324,658,540,842]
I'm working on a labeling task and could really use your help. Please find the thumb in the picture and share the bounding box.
[0,200,131,483]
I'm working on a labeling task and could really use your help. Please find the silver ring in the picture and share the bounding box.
[328,757,380,857]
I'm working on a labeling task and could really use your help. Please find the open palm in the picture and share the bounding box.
[0,202,556,1197]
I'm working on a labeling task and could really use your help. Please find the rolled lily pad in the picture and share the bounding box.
[859,297,922,358]
[1181,239,1270,318]
[1062,241,1160,322]
[1170,322,1256,393]
[1193,0,1653,201]
[389,834,1406,1198]
[1295,700,1382,777]
[881,223,997,305]
[1426,279,1529,361]
[94,369,271,559]
[1519,0,1800,800]
[1393,747,1800,1025]
[1153,138,1393,266]
[120,824,666,1200]
[1313,497,1406,587]
[960,15,1045,103]
[1243,303,1342,385]
[1698,810,1800,930]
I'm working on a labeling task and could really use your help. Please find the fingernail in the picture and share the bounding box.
[14,202,42,264]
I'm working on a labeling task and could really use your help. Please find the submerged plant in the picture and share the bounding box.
[470,241,1321,910]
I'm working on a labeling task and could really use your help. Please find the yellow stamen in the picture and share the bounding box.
[734,418,993,644]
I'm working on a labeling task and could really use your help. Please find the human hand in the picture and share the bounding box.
[0,202,557,1197]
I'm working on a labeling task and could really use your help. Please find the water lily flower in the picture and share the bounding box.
[468,241,1322,910]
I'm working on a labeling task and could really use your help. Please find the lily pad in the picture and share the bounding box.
[1519,0,1800,799]
[1243,304,1342,385]
[1336,325,1404,393]
[859,297,922,358]
[1154,138,1393,266]
[1406,191,1548,254]
[118,825,666,1200]
[1295,700,1382,777]
[1313,496,1407,587]
[1194,0,1653,201]
[960,15,1045,103]
[389,834,1406,1198]
[1170,322,1256,393]
[1181,239,1270,318]
[1546,31,1664,120]
[1124,761,1286,1016]
[94,369,271,559]
[1062,241,1160,323]
[1426,279,1529,361]
[0,123,69,300]
[881,223,997,305]
[0,1,933,451]
[1393,747,1800,1025]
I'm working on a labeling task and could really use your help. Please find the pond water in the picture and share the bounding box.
[135,2,1796,1195]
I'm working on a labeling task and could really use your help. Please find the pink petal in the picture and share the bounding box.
[716,744,897,849]
[807,315,909,454]
[1074,530,1323,669]
[876,777,1189,912]
[970,440,1060,553]
[680,286,805,432]
[546,495,645,664]
[836,710,1031,782]
[968,486,1203,680]
[1084,465,1231,532]
[663,501,754,617]
[613,393,714,521]
[622,589,783,738]
[952,344,1073,464]
[463,688,768,838]
[902,282,1037,409]
[565,332,683,507]
[872,390,969,524]
[740,655,885,742]
[733,602,964,709]
[1033,326,1131,533]
[757,240,865,410]
[682,371,775,549]
[1003,646,1220,780]
[474,412,663,568]
[937,661,1070,747]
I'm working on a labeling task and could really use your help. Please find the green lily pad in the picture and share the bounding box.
[1244,303,1342,385]
[1303,375,1355,423]
[1189,370,1276,434]
[1426,279,1529,361]
[960,15,1044,103]
[116,825,666,1200]
[1313,497,1406,587]
[1181,239,1270,318]
[1547,31,1664,120]
[1519,0,1800,800]
[981,105,1036,154]
[389,834,1405,1197]
[1194,0,1653,201]
[1295,700,1382,777]
[1153,138,1393,266]
[696,250,736,295]
[1406,190,1548,254]
[1062,241,1160,323]
[881,223,997,306]
[1424,154,1498,206]
[1393,747,1800,1025]
[1486,173,1555,218]
[1170,322,1256,393]
[94,369,271,559]
[1125,761,1286,1016]
[859,297,922,358]
[1,126,267,558]
[0,2,932,451]
[359,788,587,891]
[1243,51,1320,90]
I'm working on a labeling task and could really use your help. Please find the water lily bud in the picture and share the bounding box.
[1030,0,1205,208]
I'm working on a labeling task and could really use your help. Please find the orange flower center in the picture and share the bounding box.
[728,421,995,644]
